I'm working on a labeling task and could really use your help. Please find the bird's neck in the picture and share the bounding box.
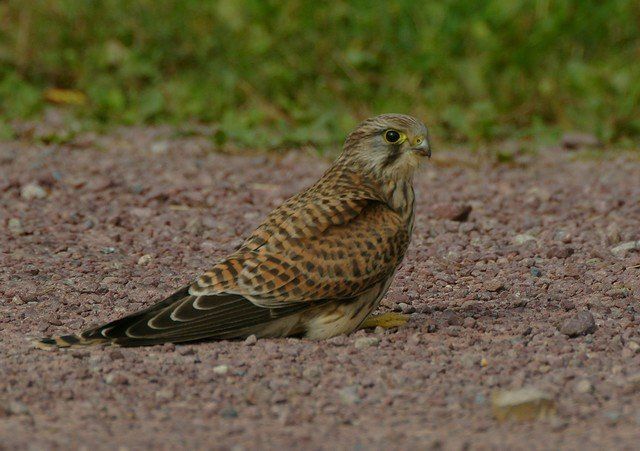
[381,178,415,222]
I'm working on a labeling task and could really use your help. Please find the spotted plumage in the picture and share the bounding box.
[34,113,431,348]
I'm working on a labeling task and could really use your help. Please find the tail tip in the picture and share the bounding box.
[29,337,59,351]
[28,334,81,350]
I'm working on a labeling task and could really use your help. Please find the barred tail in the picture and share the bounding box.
[30,334,109,350]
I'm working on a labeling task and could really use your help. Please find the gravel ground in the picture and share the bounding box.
[1,127,639,450]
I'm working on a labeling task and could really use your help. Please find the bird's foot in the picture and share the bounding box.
[359,312,409,330]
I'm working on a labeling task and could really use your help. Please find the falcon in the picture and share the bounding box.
[34,113,431,348]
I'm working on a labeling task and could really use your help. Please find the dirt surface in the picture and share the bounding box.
[1,128,639,450]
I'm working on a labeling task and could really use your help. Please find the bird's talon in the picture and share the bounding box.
[359,312,410,330]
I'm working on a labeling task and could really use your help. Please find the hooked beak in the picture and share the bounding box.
[412,140,431,159]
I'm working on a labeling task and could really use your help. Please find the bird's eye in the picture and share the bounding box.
[384,130,401,143]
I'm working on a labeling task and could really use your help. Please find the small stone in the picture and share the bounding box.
[463,317,476,328]
[561,132,601,150]
[460,353,479,368]
[514,234,536,245]
[605,223,622,245]
[443,309,463,326]
[302,366,321,380]
[104,373,129,385]
[426,322,438,333]
[622,374,640,394]
[431,203,473,222]
[213,364,229,375]
[338,386,360,405]
[575,379,593,394]
[484,279,505,292]
[245,384,271,405]
[561,299,575,311]
[101,247,116,254]
[2,400,29,416]
[137,254,153,265]
[611,241,640,257]
[150,141,169,154]
[546,246,574,259]
[530,267,542,277]
[155,388,175,401]
[8,218,25,236]
[373,326,386,334]
[244,334,258,346]
[492,388,556,422]
[397,302,416,314]
[604,410,621,425]
[553,230,572,243]
[354,336,380,349]
[11,294,25,305]
[178,347,195,356]
[628,341,640,353]
[327,335,347,346]
[21,183,47,200]
[108,350,124,360]
[220,407,239,419]
[445,326,462,337]
[559,311,597,337]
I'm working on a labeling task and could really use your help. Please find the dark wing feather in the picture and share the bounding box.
[75,287,320,346]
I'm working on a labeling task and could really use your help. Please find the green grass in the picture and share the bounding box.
[1,0,639,150]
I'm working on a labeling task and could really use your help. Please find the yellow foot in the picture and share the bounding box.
[359,312,410,330]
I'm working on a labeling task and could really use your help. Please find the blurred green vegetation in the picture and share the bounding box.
[0,0,639,149]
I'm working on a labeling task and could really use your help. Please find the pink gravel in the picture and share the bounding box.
[1,127,640,449]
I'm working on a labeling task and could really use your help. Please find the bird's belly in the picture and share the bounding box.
[303,277,394,340]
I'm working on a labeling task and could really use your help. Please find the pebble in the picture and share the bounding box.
[354,336,380,349]
[1,400,29,416]
[546,246,574,259]
[108,350,124,360]
[8,218,25,236]
[443,309,463,326]
[623,374,640,395]
[561,132,601,149]
[530,267,542,277]
[213,364,229,375]
[575,379,593,394]
[484,279,505,292]
[430,203,473,222]
[559,311,597,337]
[137,254,153,265]
[338,386,360,405]
[492,388,556,422]
[397,302,416,314]
[244,335,257,346]
[610,240,640,257]
[21,183,47,200]
[219,407,239,419]
[104,373,129,385]
[302,366,321,380]
[150,141,170,154]
[561,299,575,311]
[513,234,536,245]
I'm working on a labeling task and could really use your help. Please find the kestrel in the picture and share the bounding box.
[34,114,431,348]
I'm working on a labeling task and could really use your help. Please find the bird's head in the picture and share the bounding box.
[341,114,431,181]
